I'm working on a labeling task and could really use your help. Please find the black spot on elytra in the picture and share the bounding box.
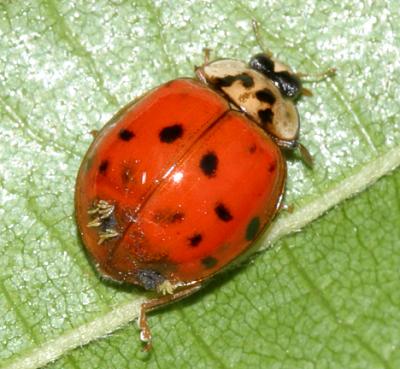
[245,217,261,241]
[99,160,109,174]
[201,256,218,269]
[159,124,183,143]
[188,233,202,247]
[216,73,254,88]
[255,89,276,105]
[200,151,218,177]
[119,129,135,141]
[249,144,257,153]
[258,108,274,125]
[268,161,276,173]
[215,203,233,222]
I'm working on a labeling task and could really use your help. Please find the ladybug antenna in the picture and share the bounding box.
[252,20,273,58]
[202,47,212,64]
[296,68,336,98]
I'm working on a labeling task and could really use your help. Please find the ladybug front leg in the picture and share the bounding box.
[194,47,215,84]
[296,68,336,97]
[298,143,314,168]
[138,284,202,351]
[296,68,336,83]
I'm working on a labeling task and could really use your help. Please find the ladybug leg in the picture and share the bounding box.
[90,129,99,138]
[138,283,202,351]
[301,87,313,97]
[280,141,313,168]
[296,68,336,97]
[298,142,314,168]
[195,65,208,84]
[296,67,336,82]
[194,48,213,84]
[279,203,294,213]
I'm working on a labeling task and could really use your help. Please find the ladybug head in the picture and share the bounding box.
[249,53,302,100]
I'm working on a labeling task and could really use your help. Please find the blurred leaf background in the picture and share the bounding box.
[0,1,399,368]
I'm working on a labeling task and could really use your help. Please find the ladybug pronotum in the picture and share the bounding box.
[75,43,331,349]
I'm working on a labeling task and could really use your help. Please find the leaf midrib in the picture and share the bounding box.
[3,144,399,369]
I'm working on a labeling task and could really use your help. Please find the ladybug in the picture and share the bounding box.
[75,45,329,349]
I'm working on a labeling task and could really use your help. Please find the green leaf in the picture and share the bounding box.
[0,1,399,369]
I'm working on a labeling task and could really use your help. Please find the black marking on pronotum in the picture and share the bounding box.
[201,256,218,269]
[99,160,109,174]
[245,217,261,241]
[272,71,302,99]
[188,233,203,247]
[215,203,233,222]
[258,108,274,125]
[249,53,275,76]
[249,54,302,99]
[159,124,184,143]
[119,129,135,141]
[255,89,276,105]
[216,73,254,88]
[136,269,165,291]
[200,151,218,177]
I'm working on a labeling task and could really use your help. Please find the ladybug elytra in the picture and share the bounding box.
[75,40,332,349]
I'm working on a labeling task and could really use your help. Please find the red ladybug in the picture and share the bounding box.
[76,50,317,349]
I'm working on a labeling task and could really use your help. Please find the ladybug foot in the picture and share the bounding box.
[137,284,203,350]
[90,129,99,138]
[138,304,153,351]
[297,68,336,98]
[279,203,294,213]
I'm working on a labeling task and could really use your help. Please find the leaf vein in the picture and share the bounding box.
[284,246,392,369]
[0,280,40,343]
[0,96,80,158]
[43,0,119,107]
[3,139,400,369]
